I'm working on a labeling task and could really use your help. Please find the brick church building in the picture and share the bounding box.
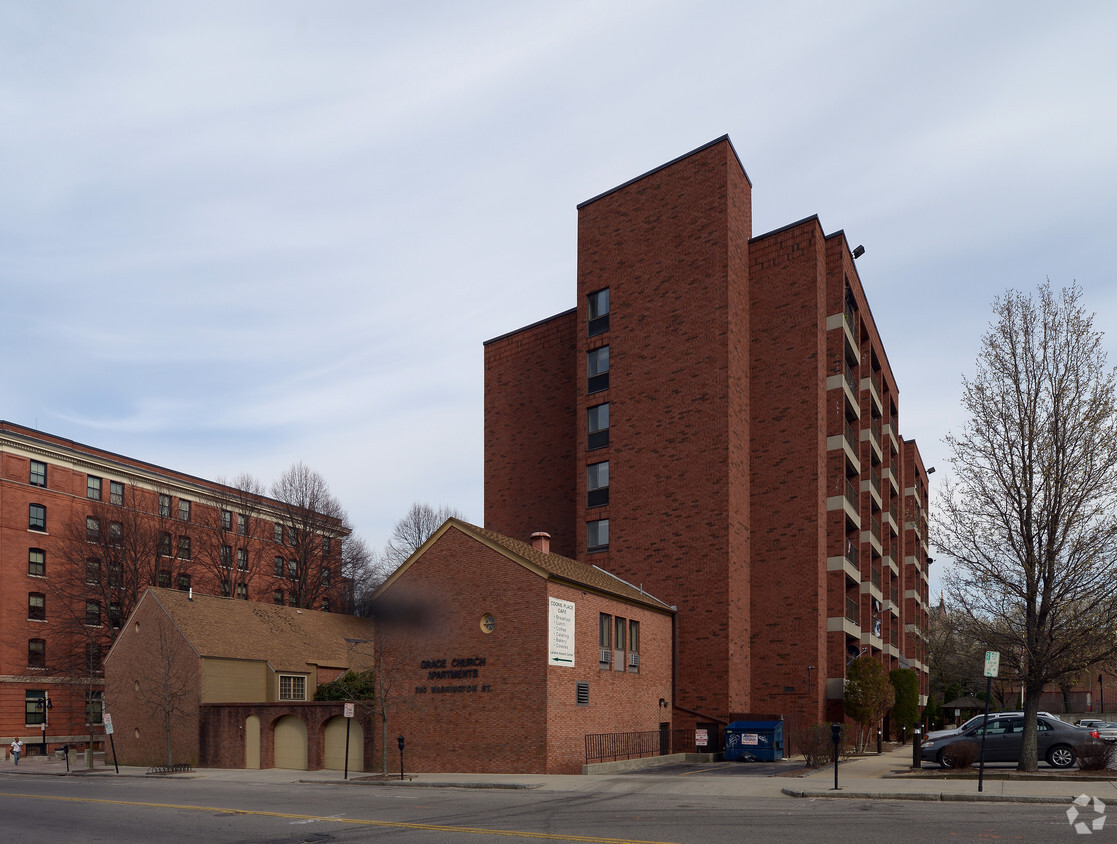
[484,136,932,737]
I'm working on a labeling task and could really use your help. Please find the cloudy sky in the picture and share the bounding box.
[3,2,1115,591]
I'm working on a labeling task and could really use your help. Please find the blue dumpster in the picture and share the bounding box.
[725,720,784,761]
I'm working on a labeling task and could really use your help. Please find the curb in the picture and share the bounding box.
[781,787,1070,804]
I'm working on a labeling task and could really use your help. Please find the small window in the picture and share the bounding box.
[178,500,191,522]
[322,567,331,587]
[587,518,609,552]
[274,524,284,543]
[629,620,640,655]
[159,494,172,518]
[576,681,590,706]
[236,583,248,600]
[87,476,102,500]
[157,569,171,588]
[237,514,247,536]
[273,589,284,605]
[86,516,101,541]
[25,691,46,725]
[588,403,609,450]
[109,601,122,628]
[85,599,101,626]
[614,616,626,654]
[279,675,307,701]
[28,638,45,669]
[321,597,331,612]
[323,536,332,556]
[587,461,609,507]
[587,346,610,393]
[220,579,231,597]
[108,563,122,587]
[221,544,232,567]
[288,526,299,545]
[237,548,248,570]
[109,522,122,545]
[177,573,191,592]
[177,535,191,560]
[273,556,284,577]
[221,510,232,531]
[599,613,611,664]
[588,288,610,336]
[28,548,45,577]
[159,532,172,556]
[86,690,104,725]
[110,481,124,506]
[30,460,47,487]
[287,559,297,579]
[29,503,46,531]
[86,643,103,673]
[86,558,101,585]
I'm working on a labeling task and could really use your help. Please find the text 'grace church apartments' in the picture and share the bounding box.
[479,135,931,745]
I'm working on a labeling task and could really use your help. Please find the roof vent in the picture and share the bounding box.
[530,532,551,554]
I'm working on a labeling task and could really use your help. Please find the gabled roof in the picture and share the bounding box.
[115,587,377,674]
[377,518,674,614]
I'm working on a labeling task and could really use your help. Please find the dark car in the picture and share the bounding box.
[920,715,1097,768]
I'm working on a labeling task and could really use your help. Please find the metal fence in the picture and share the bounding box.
[585,728,702,764]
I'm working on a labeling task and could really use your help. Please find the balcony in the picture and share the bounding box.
[845,596,859,623]
[870,566,881,591]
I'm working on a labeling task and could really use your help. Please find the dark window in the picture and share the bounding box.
[156,569,171,588]
[587,461,609,507]
[109,601,122,627]
[221,544,232,568]
[30,460,46,487]
[86,690,103,725]
[159,494,172,518]
[588,403,609,450]
[110,481,124,506]
[25,691,46,725]
[220,579,231,597]
[29,503,46,531]
[237,548,248,571]
[323,536,332,556]
[587,346,610,393]
[109,522,122,545]
[322,567,331,587]
[86,643,103,673]
[287,559,297,579]
[85,599,101,626]
[87,476,102,500]
[588,288,610,336]
[177,535,191,559]
[288,526,299,545]
[321,597,331,612]
[236,583,248,600]
[614,616,626,654]
[221,510,232,531]
[273,589,284,605]
[177,573,191,591]
[273,556,284,577]
[86,558,101,585]
[599,613,611,664]
[587,518,609,552]
[159,532,172,556]
[28,639,45,669]
[86,516,100,541]
[28,548,45,577]
[108,562,122,587]
[178,500,191,522]
[237,514,247,536]
[274,524,284,543]
[576,682,590,706]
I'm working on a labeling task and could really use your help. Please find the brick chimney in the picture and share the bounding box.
[529,531,551,554]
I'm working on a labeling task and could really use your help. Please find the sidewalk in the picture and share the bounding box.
[4,746,1117,804]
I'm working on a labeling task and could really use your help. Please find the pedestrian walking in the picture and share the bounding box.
[10,739,23,765]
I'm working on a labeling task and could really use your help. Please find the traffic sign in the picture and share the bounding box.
[344,702,355,718]
[984,651,1000,678]
[103,713,114,735]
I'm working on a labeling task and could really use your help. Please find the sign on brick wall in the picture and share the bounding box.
[548,598,575,666]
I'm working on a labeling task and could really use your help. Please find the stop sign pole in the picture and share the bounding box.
[978,651,1000,793]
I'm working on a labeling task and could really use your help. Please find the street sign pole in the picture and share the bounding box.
[343,702,354,780]
[978,651,1000,793]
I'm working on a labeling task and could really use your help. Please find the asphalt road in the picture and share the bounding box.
[0,773,1093,842]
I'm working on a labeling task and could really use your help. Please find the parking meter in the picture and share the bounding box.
[397,735,405,780]
[831,723,842,790]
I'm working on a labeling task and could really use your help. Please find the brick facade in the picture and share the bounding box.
[484,136,932,736]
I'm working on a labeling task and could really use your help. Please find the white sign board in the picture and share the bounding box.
[344,702,355,718]
[742,733,759,746]
[984,650,1001,678]
[695,729,708,747]
[103,713,114,735]
[548,598,575,667]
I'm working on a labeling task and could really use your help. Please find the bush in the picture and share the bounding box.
[797,723,836,768]
[940,740,980,769]
[1076,739,1115,771]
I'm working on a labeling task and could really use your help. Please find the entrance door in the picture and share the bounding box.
[273,715,308,770]
[245,715,261,769]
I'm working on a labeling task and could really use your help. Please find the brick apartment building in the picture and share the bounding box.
[0,421,350,756]
[484,136,932,736]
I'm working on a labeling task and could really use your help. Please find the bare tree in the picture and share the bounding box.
[270,462,350,609]
[380,503,462,573]
[130,611,200,765]
[938,281,1117,771]
[192,473,269,600]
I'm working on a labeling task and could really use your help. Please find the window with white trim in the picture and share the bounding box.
[279,675,307,701]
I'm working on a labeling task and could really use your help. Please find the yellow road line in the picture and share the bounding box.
[0,792,679,843]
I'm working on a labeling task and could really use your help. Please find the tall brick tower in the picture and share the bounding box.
[484,136,931,732]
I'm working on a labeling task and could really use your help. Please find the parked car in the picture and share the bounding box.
[920,715,1097,768]
[1077,718,1107,730]
[1090,722,1117,742]
[924,711,1057,742]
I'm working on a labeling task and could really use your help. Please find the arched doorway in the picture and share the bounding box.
[245,715,261,769]
[273,715,308,770]
[323,715,363,772]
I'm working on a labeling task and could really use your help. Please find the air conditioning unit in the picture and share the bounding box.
[599,648,612,663]
[628,652,640,667]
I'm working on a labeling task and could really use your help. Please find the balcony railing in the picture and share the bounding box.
[870,417,881,447]
[845,596,859,623]
[871,566,881,590]
[845,478,858,507]
[870,369,882,398]
[871,517,881,542]
[844,539,859,568]
[844,364,858,398]
[869,468,881,497]
[844,421,858,454]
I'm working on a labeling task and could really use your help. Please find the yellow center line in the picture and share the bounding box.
[0,791,680,844]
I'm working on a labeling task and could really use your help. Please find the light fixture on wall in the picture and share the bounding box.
[852,245,865,259]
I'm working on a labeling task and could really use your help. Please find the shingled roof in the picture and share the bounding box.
[128,587,377,674]
[379,518,674,613]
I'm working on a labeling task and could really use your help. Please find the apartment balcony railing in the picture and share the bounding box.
[845,596,859,624]
[845,478,858,507]
[844,421,858,454]
[844,301,857,339]
[870,369,882,398]
[890,584,899,605]
[890,628,899,647]
[870,417,881,447]
[870,566,881,590]
[871,516,881,542]
[869,468,881,498]
[844,539,859,569]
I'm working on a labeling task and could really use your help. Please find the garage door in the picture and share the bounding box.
[323,715,363,772]
[273,715,308,770]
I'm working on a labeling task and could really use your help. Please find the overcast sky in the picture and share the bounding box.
[3,2,1115,594]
